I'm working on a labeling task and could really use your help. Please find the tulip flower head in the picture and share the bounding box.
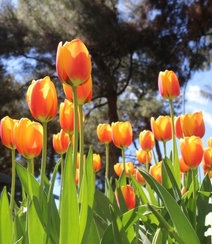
[26,76,58,123]
[180,136,204,169]
[150,162,162,183]
[139,130,155,151]
[174,116,184,139]
[13,118,43,159]
[114,162,134,177]
[202,147,212,172]
[179,155,189,173]
[96,123,112,144]
[111,121,132,149]
[136,149,152,164]
[151,116,172,142]
[180,111,205,138]
[0,116,18,150]
[93,154,101,172]
[63,76,92,105]
[116,185,136,210]
[133,169,146,185]
[52,129,70,155]
[158,70,180,99]
[207,137,212,148]
[56,39,92,87]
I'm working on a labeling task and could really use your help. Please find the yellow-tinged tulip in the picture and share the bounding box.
[136,149,152,164]
[207,137,212,148]
[139,130,155,151]
[174,116,183,139]
[151,116,172,142]
[111,121,132,149]
[56,39,92,87]
[179,136,204,169]
[96,123,112,144]
[133,169,146,185]
[59,99,81,136]
[202,147,212,172]
[63,76,92,105]
[180,111,205,138]
[13,118,43,159]
[115,185,136,210]
[179,155,189,173]
[114,162,134,177]
[0,116,18,150]
[158,70,180,99]
[52,129,70,155]
[150,162,162,183]
[93,154,101,172]
[26,76,58,123]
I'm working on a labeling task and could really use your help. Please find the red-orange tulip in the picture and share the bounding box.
[180,111,205,138]
[52,129,70,155]
[116,185,136,210]
[202,147,212,172]
[111,121,132,149]
[139,130,155,151]
[136,149,152,164]
[179,155,189,173]
[133,169,146,185]
[56,39,92,87]
[158,70,180,99]
[174,116,183,139]
[60,99,81,135]
[96,123,112,144]
[26,76,58,123]
[93,154,101,172]
[151,116,172,141]
[13,118,43,159]
[0,116,18,150]
[180,136,204,168]
[207,137,212,148]
[63,76,92,105]
[114,162,134,177]
[149,162,162,183]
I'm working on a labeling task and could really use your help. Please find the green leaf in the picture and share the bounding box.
[152,228,163,244]
[139,169,200,244]
[28,196,46,244]
[0,187,13,244]
[59,144,79,244]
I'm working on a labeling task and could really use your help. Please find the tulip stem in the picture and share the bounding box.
[192,168,197,231]
[10,148,16,213]
[169,99,180,187]
[39,121,48,206]
[121,147,126,172]
[28,158,34,176]
[105,143,109,194]
[145,151,149,172]
[79,105,84,189]
[163,141,167,157]
[72,86,79,185]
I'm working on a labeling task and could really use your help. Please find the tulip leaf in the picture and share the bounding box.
[0,187,13,244]
[139,169,200,244]
[59,144,79,244]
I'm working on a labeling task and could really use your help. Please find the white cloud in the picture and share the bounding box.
[186,85,208,105]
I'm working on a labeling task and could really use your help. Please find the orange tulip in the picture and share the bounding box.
[75,168,79,185]
[158,70,180,99]
[136,149,152,164]
[174,116,183,139]
[114,162,134,177]
[26,76,58,123]
[133,169,146,185]
[13,118,43,159]
[96,123,112,144]
[0,116,18,150]
[202,147,212,172]
[149,162,162,183]
[180,111,205,138]
[111,121,132,149]
[179,155,189,173]
[179,136,204,168]
[60,99,81,135]
[151,116,172,142]
[207,137,212,148]
[139,130,155,151]
[116,185,136,210]
[56,39,92,87]
[63,76,92,105]
[52,129,70,155]
[93,154,101,172]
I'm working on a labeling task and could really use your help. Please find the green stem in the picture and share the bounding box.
[169,99,180,187]
[72,86,79,182]
[10,149,16,212]
[28,158,34,175]
[121,147,126,172]
[145,151,150,172]
[59,155,64,217]
[163,141,167,157]
[39,122,48,205]
[105,143,109,194]
[192,168,197,231]
[78,105,84,189]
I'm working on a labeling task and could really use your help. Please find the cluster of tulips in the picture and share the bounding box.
[0,38,211,243]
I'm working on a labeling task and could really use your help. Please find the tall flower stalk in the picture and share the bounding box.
[10,149,16,212]
[78,105,84,188]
